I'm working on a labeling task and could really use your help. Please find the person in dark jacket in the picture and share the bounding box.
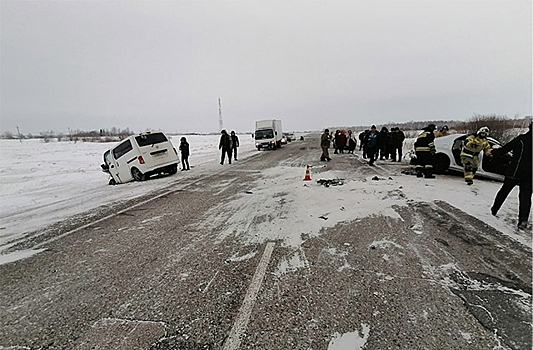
[378,127,389,160]
[360,130,369,158]
[358,131,366,151]
[179,137,190,171]
[390,127,406,162]
[320,129,332,161]
[347,130,357,153]
[338,131,347,154]
[230,130,240,161]
[414,124,436,178]
[365,125,379,166]
[219,130,232,165]
[491,123,532,229]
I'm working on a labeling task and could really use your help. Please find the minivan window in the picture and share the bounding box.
[113,140,133,159]
[135,133,168,147]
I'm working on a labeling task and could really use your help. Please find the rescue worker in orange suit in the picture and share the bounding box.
[460,127,492,185]
[414,124,436,178]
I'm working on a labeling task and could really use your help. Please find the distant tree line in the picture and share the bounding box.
[334,114,531,143]
[1,127,133,142]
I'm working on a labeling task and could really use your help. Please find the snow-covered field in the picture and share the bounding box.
[0,134,258,250]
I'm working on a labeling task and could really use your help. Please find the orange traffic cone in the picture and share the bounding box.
[303,165,312,181]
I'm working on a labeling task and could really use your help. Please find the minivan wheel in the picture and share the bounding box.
[169,164,178,175]
[131,168,146,181]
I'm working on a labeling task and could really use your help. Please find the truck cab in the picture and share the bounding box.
[254,119,283,150]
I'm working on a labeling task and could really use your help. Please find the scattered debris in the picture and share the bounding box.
[317,178,345,187]
[340,206,346,211]
[319,215,328,220]
[372,176,380,181]
[401,169,418,176]
[388,177,393,180]
[245,191,253,194]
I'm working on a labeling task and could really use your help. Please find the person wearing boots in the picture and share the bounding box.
[491,123,532,229]
[414,124,436,178]
[219,129,232,165]
[230,130,240,161]
[460,127,492,185]
[179,137,190,171]
[320,129,332,161]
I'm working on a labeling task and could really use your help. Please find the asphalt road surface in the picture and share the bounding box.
[1,135,531,350]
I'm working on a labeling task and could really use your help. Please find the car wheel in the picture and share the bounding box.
[434,154,450,174]
[131,167,146,181]
[169,164,178,175]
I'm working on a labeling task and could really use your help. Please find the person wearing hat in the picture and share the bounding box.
[414,124,437,178]
[491,123,532,229]
[460,126,492,185]
[320,129,332,161]
[435,125,451,138]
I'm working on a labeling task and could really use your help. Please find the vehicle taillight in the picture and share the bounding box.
[138,156,145,164]
[173,147,177,155]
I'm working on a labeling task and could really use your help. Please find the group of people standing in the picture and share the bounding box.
[358,126,406,165]
[219,130,240,165]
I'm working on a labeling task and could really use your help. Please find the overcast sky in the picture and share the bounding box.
[1,0,531,134]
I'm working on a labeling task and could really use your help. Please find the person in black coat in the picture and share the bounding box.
[378,127,389,160]
[179,137,190,170]
[219,130,232,165]
[491,123,532,229]
[230,131,240,161]
[358,131,365,151]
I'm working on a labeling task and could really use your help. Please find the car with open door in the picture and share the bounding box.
[432,134,511,181]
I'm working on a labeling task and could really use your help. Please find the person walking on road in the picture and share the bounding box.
[365,125,379,166]
[230,130,240,161]
[460,127,492,185]
[179,137,190,171]
[320,129,332,161]
[491,123,532,229]
[219,130,232,165]
[414,124,437,178]
[390,127,405,162]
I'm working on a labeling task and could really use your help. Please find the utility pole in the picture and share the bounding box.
[218,98,223,132]
[16,126,22,143]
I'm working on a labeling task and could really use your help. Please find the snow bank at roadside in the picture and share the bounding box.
[0,134,257,250]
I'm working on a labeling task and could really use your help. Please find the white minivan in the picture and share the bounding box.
[101,132,179,184]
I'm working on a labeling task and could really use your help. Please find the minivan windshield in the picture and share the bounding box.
[135,133,168,147]
[255,129,274,140]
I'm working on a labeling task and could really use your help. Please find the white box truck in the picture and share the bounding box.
[254,119,283,150]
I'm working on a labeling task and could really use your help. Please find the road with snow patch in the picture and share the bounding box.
[1,135,531,350]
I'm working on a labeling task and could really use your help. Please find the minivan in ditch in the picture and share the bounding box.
[101,132,179,184]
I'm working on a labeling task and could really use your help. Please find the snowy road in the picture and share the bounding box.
[0,135,531,350]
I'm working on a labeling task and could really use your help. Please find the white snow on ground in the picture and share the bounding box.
[328,323,371,350]
[206,160,531,253]
[0,135,258,253]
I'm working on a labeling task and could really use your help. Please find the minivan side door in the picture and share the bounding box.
[112,139,134,183]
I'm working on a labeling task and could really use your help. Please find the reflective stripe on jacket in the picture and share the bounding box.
[414,131,435,153]
[460,135,490,158]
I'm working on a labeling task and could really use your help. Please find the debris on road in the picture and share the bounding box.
[317,178,344,187]
[319,215,328,220]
